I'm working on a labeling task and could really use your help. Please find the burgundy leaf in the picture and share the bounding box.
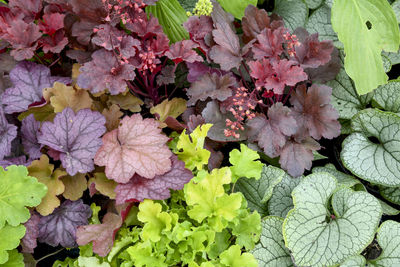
[8,0,42,13]
[165,40,203,64]
[21,212,40,253]
[40,30,68,53]
[186,62,227,83]
[0,106,17,160]
[2,61,71,113]
[38,108,106,176]
[115,155,192,204]
[290,84,341,140]
[279,137,320,177]
[156,65,175,85]
[252,27,286,60]
[6,20,41,60]
[71,20,98,46]
[38,200,92,248]
[126,14,163,37]
[305,47,341,83]
[186,73,235,105]
[186,114,205,133]
[183,15,213,55]
[77,49,136,95]
[76,212,122,257]
[0,53,16,73]
[92,24,124,50]
[21,114,41,160]
[38,13,65,35]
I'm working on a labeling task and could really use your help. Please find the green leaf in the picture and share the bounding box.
[383,49,400,65]
[313,151,328,160]
[341,109,400,186]
[219,245,258,267]
[0,225,25,264]
[0,249,24,267]
[368,220,400,266]
[217,0,257,19]
[312,163,360,188]
[331,0,400,95]
[372,80,400,112]
[177,0,197,12]
[267,174,301,218]
[146,0,189,43]
[304,0,323,9]
[252,217,293,267]
[327,51,373,119]
[229,144,263,182]
[379,200,400,215]
[234,165,285,216]
[0,165,47,228]
[393,0,400,23]
[77,257,110,267]
[273,0,308,31]
[379,186,400,205]
[340,255,366,267]
[283,173,381,267]
[231,210,261,250]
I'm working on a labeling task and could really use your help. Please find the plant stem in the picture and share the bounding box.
[35,248,65,264]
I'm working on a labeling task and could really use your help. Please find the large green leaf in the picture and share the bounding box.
[0,165,47,228]
[372,80,400,113]
[304,0,323,9]
[327,51,373,119]
[341,109,400,186]
[273,0,308,31]
[331,0,400,95]
[0,225,25,264]
[368,220,400,266]
[283,173,381,267]
[217,0,257,19]
[312,164,360,188]
[340,255,366,267]
[146,0,189,43]
[252,217,293,267]
[0,249,24,267]
[379,186,400,205]
[234,166,285,216]
[267,174,301,218]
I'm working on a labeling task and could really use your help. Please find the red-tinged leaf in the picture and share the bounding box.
[156,65,175,85]
[186,73,235,105]
[290,84,341,140]
[38,13,65,35]
[92,24,124,51]
[9,0,42,13]
[71,20,98,45]
[165,40,203,64]
[279,137,320,177]
[293,28,334,69]
[6,20,41,60]
[76,212,122,257]
[40,30,68,53]
[209,2,242,71]
[183,15,213,54]
[252,27,286,60]
[21,212,40,253]
[306,47,341,83]
[126,14,164,37]
[242,5,284,43]
[186,62,228,83]
[94,114,172,183]
[115,155,192,204]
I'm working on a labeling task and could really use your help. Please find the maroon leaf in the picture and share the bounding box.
[6,20,42,60]
[115,155,192,204]
[252,27,286,60]
[9,0,42,13]
[21,212,40,253]
[183,15,213,55]
[126,14,163,37]
[38,13,65,35]
[40,30,68,53]
[156,65,175,85]
[305,47,341,83]
[165,40,203,64]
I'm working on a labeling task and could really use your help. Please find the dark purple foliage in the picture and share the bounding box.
[21,114,41,160]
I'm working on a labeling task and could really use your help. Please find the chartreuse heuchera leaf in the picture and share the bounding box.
[176,124,212,171]
[0,165,47,228]
[234,165,285,216]
[216,0,257,20]
[331,0,400,95]
[229,144,263,182]
[0,225,25,264]
[252,217,292,267]
[341,109,400,186]
[283,172,381,267]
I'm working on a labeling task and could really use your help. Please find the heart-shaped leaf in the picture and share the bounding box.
[234,165,285,216]
[341,255,366,267]
[267,174,300,218]
[273,0,308,31]
[368,220,400,266]
[373,80,400,113]
[283,173,381,267]
[252,217,293,267]
[304,0,323,9]
[341,109,400,186]
[312,164,360,188]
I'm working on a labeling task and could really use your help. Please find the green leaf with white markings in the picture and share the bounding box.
[252,217,293,267]
[379,186,400,205]
[234,166,285,216]
[368,220,400,266]
[312,164,360,188]
[341,109,400,186]
[304,0,323,9]
[283,173,381,267]
[372,80,400,113]
[267,174,301,218]
[273,0,308,31]
[340,255,366,267]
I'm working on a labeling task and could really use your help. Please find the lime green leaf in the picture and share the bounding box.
[274,0,308,31]
[176,124,212,171]
[327,51,373,119]
[312,164,360,188]
[231,210,261,250]
[283,173,381,267]
[184,168,242,231]
[341,109,400,186]
[234,165,285,216]
[313,151,327,161]
[252,217,293,267]
[304,0,323,9]
[341,255,366,267]
[331,0,400,95]
[379,186,400,205]
[146,0,189,43]
[267,174,301,218]
[229,144,263,182]
[368,220,400,266]
[372,80,400,113]
[0,165,47,227]
[217,0,257,19]
[219,245,258,267]
[0,249,24,267]
[0,225,25,264]
[0,0,6,4]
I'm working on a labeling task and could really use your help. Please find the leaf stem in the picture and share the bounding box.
[35,248,65,264]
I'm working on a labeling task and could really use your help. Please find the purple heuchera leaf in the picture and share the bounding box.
[115,155,193,204]
[1,61,72,113]
[38,200,92,248]
[21,211,40,253]
[77,49,136,95]
[0,156,30,168]
[0,106,17,160]
[21,114,41,160]
[38,108,106,176]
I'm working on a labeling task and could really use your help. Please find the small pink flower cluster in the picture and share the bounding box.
[283,31,300,57]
